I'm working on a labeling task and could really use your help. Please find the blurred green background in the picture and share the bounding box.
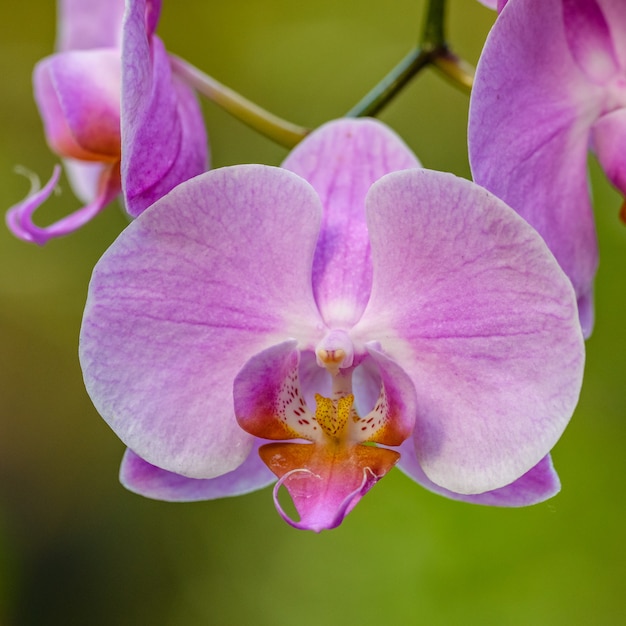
[1,1,625,624]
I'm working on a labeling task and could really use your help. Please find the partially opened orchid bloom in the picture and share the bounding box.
[6,0,208,244]
[80,119,584,531]
[469,0,626,336]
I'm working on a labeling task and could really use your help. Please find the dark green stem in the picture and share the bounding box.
[346,0,474,117]
[345,47,432,118]
[421,0,446,48]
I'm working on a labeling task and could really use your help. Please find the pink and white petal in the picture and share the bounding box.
[469,0,603,335]
[120,443,275,502]
[34,50,121,161]
[234,341,322,442]
[282,118,420,328]
[144,0,163,38]
[562,0,620,83]
[56,0,126,51]
[80,165,324,478]
[358,344,416,446]
[354,169,584,495]
[397,439,560,506]
[6,164,120,245]
[122,0,208,216]
[600,0,626,68]
[62,159,107,204]
[476,0,510,11]
[591,108,626,195]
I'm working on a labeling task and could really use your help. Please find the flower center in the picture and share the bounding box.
[234,341,416,531]
[314,393,354,439]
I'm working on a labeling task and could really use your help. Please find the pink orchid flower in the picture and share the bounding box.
[469,0,626,336]
[80,119,584,531]
[6,0,208,245]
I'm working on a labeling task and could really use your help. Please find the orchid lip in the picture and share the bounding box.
[272,466,379,532]
[234,339,417,530]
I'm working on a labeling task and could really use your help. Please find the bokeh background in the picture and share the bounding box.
[1,1,625,624]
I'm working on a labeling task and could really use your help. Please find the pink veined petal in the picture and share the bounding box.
[562,0,619,84]
[144,0,163,38]
[353,169,584,495]
[362,344,417,446]
[234,341,315,442]
[591,107,626,196]
[121,0,208,216]
[57,0,126,51]
[34,50,122,162]
[397,439,560,506]
[282,118,420,328]
[469,0,602,336]
[80,165,324,478]
[120,444,275,502]
[600,0,626,68]
[124,69,209,216]
[6,164,120,245]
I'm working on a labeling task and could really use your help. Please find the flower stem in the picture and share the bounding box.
[346,0,474,117]
[169,54,309,148]
[344,47,432,118]
[422,0,445,48]
[431,51,474,93]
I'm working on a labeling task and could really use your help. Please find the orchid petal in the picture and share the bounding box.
[120,443,275,501]
[397,439,560,506]
[57,0,126,51]
[478,0,508,13]
[562,0,619,83]
[34,50,121,162]
[282,118,420,327]
[475,0,508,10]
[475,0,498,8]
[144,0,163,38]
[122,0,208,216]
[6,164,120,245]
[591,107,626,194]
[62,159,108,204]
[360,344,416,446]
[80,165,324,478]
[469,0,602,335]
[235,341,322,442]
[354,169,584,495]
